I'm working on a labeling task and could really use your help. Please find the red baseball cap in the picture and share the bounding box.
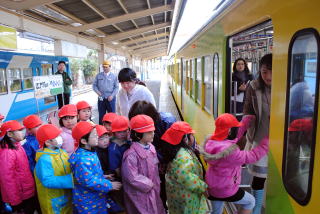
[76,101,91,110]
[161,121,195,145]
[72,121,96,143]
[130,114,155,133]
[211,113,242,141]
[36,124,62,148]
[0,114,4,120]
[111,116,129,132]
[102,113,118,123]
[96,125,109,137]
[0,120,24,138]
[23,115,42,129]
[58,104,78,118]
[288,118,313,132]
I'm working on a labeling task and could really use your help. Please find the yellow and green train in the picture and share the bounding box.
[167,0,320,213]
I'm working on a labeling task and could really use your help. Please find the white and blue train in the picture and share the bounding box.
[0,51,70,121]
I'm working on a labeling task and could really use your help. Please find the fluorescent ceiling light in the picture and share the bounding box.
[169,0,224,56]
[112,41,119,45]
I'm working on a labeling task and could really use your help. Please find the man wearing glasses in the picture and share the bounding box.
[93,60,119,124]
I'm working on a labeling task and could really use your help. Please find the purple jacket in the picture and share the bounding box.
[121,142,165,214]
[60,127,75,156]
[203,137,268,198]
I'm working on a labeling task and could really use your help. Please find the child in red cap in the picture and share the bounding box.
[102,112,118,133]
[0,121,36,213]
[201,113,269,214]
[160,121,208,214]
[95,125,111,174]
[108,115,131,178]
[58,104,78,156]
[69,121,122,214]
[23,114,42,173]
[76,100,93,123]
[34,124,73,214]
[0,113,4,127]
[121,114,165,214]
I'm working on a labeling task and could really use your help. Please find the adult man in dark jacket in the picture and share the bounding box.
[55,61,72,109]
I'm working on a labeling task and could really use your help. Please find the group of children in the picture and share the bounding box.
[0,101,269,214]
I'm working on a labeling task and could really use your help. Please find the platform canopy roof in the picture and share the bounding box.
[0,0,174,59]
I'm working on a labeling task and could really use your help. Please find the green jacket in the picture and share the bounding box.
[55,71,72,94]
[166,148,208,214]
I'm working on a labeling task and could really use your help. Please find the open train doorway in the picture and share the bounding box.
[226,20,273,118]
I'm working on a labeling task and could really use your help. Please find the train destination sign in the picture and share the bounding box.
[33,75,64,99]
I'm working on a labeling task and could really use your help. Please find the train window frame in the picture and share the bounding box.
[8,68,22,92]
[22,68,33,90]
[195,57,202,104]
[204,55,213,114]
[190,59,194,98]
[213,53,219,119]
[0,68,8,95]
[282,28,320,205]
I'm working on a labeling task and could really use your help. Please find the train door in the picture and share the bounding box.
[226,20,273,118]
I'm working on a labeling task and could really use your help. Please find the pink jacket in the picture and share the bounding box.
[0,142,35,205]
[121,142,165,214]
[204,137,268,198]
[60,127,75,156]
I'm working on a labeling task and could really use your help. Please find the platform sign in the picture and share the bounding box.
[33,75,64,99]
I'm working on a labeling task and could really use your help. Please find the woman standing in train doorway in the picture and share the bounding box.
[242,53,272,214]
[231,58,253,115]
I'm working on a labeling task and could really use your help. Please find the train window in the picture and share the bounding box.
[196,58,202,104]
[0,69,7,94]
[283,29,319,205]
[213,53,219,118]
[190,59,194,98]
[36,68,40,76]
[8,68,22,92]
[23,68,33,90]
[185,60,189,94]
[182,60,187,89]
[42,64,53,76]
[204,56,213,113]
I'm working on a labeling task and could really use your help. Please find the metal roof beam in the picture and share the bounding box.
[133,45,168,54]
[141,52,167,60]
[46,4,106,36]
[103,22,170,43]
[131,40,168,51]
[120,32,169,45]
[81,0,123,32]
[72,4,173,32]
[0,0,63,11]
[138,49,167,57]
[116,0,139,29]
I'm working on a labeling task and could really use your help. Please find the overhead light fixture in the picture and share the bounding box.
[85,29,96,34]
[71,23,82,27]
[97,35,106,37]
[112,41,119,45]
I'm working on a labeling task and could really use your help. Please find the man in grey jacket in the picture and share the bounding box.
[93,60,119,124]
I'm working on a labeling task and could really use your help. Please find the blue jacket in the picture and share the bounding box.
[69,148,113,214]
[23,135,40,173]
[34,148,73,214]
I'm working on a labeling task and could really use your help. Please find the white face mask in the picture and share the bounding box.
[54,136,63,148]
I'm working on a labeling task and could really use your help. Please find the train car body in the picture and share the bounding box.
[0,51,70,121]
[168,0,320,213]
